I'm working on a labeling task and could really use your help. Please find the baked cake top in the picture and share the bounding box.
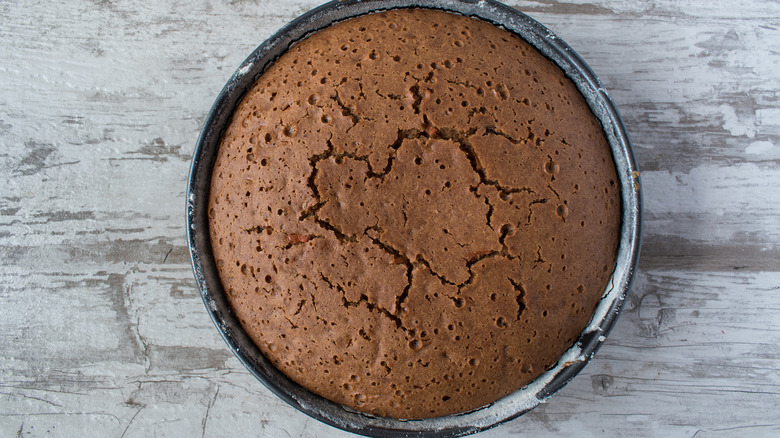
[209,8,620,418]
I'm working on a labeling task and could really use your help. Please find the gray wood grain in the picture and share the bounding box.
[1,0,778,436]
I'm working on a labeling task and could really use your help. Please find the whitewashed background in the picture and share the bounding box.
[1,0,779,436]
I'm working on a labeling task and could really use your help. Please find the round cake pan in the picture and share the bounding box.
[186,0,642,436]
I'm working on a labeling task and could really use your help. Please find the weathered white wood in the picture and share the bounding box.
[1,0,779,436]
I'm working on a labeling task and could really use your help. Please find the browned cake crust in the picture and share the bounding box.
[208,8,620,418]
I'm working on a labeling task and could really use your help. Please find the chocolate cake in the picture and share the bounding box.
[208,8,620,418]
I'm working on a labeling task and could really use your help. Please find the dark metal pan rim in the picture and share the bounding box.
[186,1,642,436]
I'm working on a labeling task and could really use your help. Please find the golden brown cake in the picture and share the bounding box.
[208,8,620,418]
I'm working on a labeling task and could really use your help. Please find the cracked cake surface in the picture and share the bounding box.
[208,8,620,418]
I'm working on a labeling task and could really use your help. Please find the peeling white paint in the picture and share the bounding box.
[756,108,780,126]
[745,140,774,154]
[719,104,756,138]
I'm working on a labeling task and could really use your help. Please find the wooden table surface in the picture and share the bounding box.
[2,0,779,436]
